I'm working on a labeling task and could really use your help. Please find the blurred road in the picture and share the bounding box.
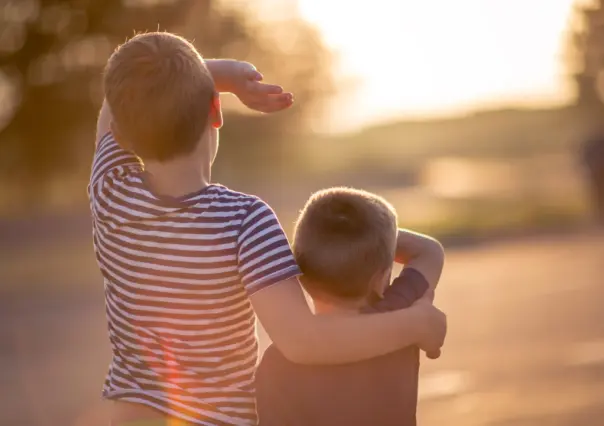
[1,230,604,426]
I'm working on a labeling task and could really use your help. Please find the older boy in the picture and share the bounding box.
[90,32,446,425]
[255,188,445,426]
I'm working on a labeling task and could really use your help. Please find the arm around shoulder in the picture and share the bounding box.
[250,278,443,365]
[238,200,446,365]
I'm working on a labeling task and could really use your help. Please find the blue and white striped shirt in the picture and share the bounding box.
[88,132,301,425]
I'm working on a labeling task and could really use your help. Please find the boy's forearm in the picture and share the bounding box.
[290,307,427,364]
[395,228,441,264]
[205,59,236,93]
[252,279,442,365]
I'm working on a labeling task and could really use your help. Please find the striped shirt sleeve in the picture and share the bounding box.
[89,132,141,192]
[237,199,301,295]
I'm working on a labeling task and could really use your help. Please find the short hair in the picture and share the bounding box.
[293,187,398,300]
[103,32,215,162]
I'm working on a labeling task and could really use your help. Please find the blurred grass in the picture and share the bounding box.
[406,197,590,243]
[306,106,588,175]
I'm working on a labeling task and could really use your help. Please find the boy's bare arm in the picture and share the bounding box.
[391,229,446,359]
[395,228,445,295]
[365,229,446,359]
[204,60,293,113]
[96,98,112,145]
[367,229,444,312]
[250,277,446,365]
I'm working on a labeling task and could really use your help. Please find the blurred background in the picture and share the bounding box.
[1,0,604,425]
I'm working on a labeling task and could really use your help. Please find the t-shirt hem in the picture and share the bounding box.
[104,390,252,426]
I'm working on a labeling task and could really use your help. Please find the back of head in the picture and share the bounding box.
[293,187,398,301]
[103,32,215,162]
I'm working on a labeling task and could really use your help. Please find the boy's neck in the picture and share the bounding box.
[144,155,211,198]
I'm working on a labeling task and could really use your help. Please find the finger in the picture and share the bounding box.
[426,349,441,359]
[249,81,284,95]
[274,92,293,105]
[249,70,263,81]
[265,93,294,112]
[250,93,293,113]
[242,62,262,81]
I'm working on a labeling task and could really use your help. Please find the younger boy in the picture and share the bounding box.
[255,187,445,426]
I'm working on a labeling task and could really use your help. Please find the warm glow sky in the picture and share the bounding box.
[297,0,583,131]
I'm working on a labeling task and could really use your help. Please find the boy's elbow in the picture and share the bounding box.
[420,238,445,279]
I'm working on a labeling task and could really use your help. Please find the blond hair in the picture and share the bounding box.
[293,187,398,300]
[103,32,215,162]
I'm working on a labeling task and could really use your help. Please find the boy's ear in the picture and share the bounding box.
[210,92,223,129]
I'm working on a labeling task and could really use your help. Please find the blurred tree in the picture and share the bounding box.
[0,0,334,200]
[567,1,604,223]
[566,0,604,111]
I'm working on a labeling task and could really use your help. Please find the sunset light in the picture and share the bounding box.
[298,0,579,129]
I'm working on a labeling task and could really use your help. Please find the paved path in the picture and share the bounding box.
[1,230,604,426]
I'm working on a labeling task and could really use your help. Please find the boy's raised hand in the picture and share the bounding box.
[236,62,294,113]
[208,60,293,113]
